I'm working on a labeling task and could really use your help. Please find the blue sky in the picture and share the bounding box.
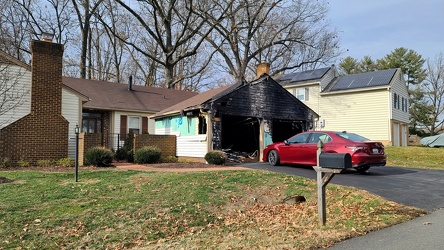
[328,0,444,63]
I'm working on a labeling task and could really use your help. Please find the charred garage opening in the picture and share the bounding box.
[271,119,304,143]
[221,115,259,154]
[204,75,318,162]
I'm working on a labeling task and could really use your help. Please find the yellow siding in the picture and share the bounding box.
[318,90,390,141]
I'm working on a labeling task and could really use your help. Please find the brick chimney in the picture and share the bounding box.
[256,61,270,78]
[0,38,68,165]
[30,40,64,116]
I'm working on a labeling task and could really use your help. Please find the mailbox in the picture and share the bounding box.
[319,153,352,169]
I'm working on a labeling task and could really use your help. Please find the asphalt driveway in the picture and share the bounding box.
[239,162,444,211]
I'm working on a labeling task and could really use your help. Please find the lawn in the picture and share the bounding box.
[0,169,424,249]
[385,146,444,169]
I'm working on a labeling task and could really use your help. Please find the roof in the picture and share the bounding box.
[0,50,31,70]
[276,67,331,86]
[152,74,319,119]
[151,84,235,118]
[325,68,398,92]
[63,77,198,113]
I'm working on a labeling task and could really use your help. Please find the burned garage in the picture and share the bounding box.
[201,74,318,161]
[151,71,318,162]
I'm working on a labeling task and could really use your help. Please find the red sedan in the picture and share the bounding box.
[262,131,386,173]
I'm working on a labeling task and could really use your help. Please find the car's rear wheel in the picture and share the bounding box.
[268,150,280,166]
[355,166,370,173]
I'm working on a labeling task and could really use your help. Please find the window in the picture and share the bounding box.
[394,93,399,109]
[402,97,408,112]
[287,133,309,144]
[198,116,207,134]
[293,88,309,101]
[309,133,332,143]
[128,116,140,134]
[82,113,102,133]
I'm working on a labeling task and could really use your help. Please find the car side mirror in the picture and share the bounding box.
[284,140,289,145]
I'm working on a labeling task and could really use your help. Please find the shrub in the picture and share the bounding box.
[17,159,30,167]
[84,147,113,167]
[134,146,162,164]
[37,159,56,167]
[204,150,227,165]
[0,157,11,168]
[161,155,178,163]
[114,147,128,161]
[57,158,75,167]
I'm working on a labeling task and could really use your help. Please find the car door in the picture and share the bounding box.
[281,133,310,164]
[304,132,330,166]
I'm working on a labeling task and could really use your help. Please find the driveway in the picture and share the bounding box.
[239,162,444,211]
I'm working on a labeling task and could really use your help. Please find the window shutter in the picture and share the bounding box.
[142,117,148,134]
[305,88,309,101]
[120,115,127,140]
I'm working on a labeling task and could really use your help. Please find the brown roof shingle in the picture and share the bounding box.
[151,84,235,118]
[63,77,198,113]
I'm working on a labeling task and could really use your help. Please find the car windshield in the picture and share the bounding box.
[336,132,370,142]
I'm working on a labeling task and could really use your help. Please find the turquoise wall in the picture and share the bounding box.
[155,115,196,135]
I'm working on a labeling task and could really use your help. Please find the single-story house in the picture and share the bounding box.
[276,66,410,146]
[0,38,197,164]
[151,64,319,161]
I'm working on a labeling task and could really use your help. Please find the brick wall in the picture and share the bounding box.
[83,133,102,152]
[0,40,68,165]
[134,134,177,158]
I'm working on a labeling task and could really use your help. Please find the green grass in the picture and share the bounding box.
[385,146,444,169]
[0,169,423,249]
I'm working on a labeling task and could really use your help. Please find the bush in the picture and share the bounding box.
[37,159,56,167]
[134,146,162,164]
[114,147,128,161]
[17,159,30,167]
[204,151,227,165]
[57,158,75,167]
[161,155,178,163]
[0,157,11,168]
[85,147,113,167]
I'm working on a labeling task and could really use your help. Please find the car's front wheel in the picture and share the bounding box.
[268,150,280,166]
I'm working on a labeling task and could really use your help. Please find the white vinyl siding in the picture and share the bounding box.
[390,71,409,123]
[155,116,210,158]
[62,89,82,159]
[113,111,155,135]
[0,65,31,129]
[176,135,207,157]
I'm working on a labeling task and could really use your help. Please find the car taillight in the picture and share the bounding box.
[345,145,368,152]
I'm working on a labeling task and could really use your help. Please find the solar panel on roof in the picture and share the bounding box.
[330,69,397,91]
[280,72,299,81]
[278,67,330,84]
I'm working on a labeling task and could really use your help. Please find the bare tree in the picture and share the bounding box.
[417,53,444,135]
[99,0,232,89]
[71,0,105,79]
[204,0,340,82]
[0,1,34,62]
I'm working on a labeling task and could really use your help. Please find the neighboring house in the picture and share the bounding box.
[63,77,198,151]
[151,66,318,161]
[0,50,32,129]
[276,66,410,146]
[0,40,72,164]
[0,38,198,164]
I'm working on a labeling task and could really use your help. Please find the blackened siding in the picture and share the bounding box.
[207,76,314,121]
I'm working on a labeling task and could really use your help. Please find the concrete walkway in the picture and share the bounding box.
[114,162,250,172]
[328,208,444,249]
